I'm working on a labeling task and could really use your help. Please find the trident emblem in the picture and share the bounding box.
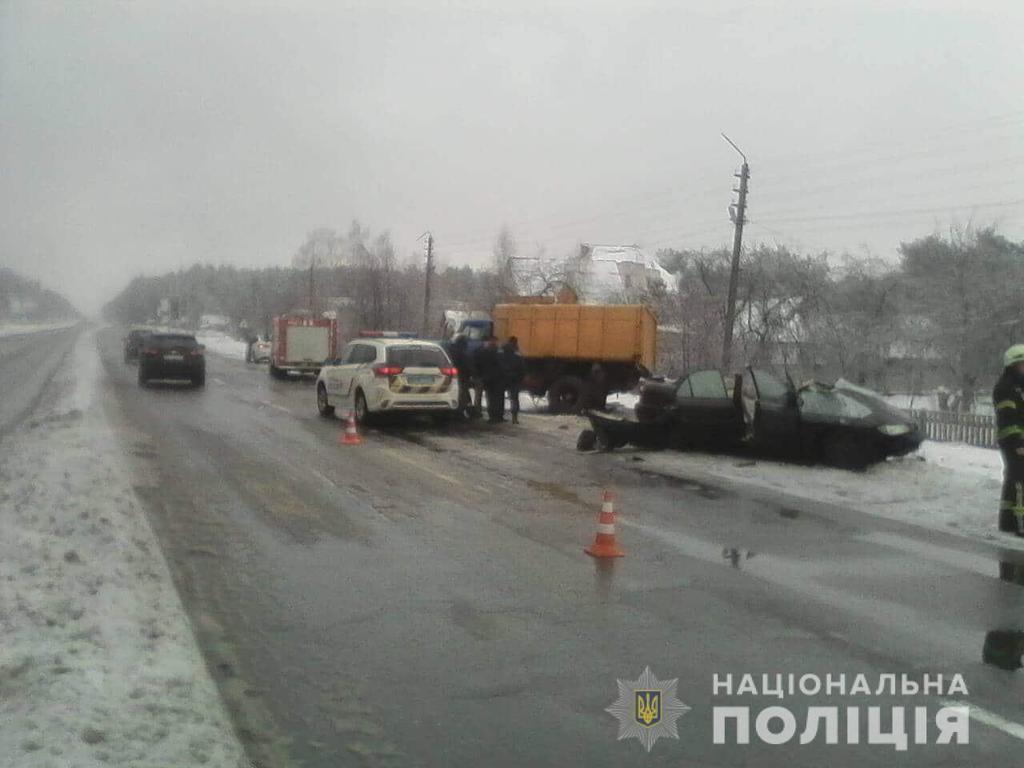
[635,690,661,726]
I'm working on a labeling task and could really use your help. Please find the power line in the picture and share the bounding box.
[756,198,1024,226]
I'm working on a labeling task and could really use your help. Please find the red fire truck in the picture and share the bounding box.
[269,314,339,379]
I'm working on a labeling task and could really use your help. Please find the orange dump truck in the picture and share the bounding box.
[492,303,657,413]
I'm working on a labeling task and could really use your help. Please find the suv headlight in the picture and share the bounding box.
[878,423,911,436]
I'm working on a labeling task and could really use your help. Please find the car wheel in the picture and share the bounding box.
[548,376,585,414]
[576,429,597,451]
[137,368,148,387]
[192,373,205,388]
[354,390,373,426]
[595,428,616,453]
[317,384,335,417]
[822,433,873,471]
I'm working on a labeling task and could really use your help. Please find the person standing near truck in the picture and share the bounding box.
[474,336,506,423]
[449,335,475,418]
[501,336,526,424]
[994,345,1024,536]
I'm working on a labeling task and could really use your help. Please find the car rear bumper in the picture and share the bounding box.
[370,389,459,413]
[140,361,204,380]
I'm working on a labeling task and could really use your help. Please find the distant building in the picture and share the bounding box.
[572,244,676,303]
[513,243,676,304]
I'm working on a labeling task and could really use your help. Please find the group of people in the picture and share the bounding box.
[449,335,526,424]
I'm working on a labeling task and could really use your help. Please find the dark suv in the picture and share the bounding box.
[123,328,152,363]
[138,332,206,387]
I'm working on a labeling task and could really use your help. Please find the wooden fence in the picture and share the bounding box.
[909,409,997,449]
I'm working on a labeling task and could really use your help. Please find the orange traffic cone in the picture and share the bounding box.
[339,410,363,446]
[585,490,625,558]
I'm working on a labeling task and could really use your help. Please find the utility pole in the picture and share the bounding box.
[420,232,434,336]
[307,256,316,313]
[721,133,750,370]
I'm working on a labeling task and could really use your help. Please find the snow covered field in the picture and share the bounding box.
[0,320,80,338]
[0,330,248,767]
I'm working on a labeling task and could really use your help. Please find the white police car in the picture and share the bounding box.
[315,333,460,424]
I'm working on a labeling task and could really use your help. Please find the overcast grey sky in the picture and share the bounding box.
[2,0,1022,313]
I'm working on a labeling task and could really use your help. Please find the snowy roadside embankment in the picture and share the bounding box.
[521,408,1016,548]
[0,330,248,767]
[194,330,248,361]
[0,320,81,338]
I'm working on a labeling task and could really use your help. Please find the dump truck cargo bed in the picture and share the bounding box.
[492,303,656,372]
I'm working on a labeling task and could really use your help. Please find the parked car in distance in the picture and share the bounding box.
[581,368,923,470]
[123,327,153,363]
[138,332,206,387]
[249,338,271,363]
[316,335,459,424]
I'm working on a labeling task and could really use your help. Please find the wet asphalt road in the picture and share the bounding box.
[92,327,1024,767]
[0,325,79,437]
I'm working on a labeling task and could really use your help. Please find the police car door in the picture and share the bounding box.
[340,343,376,405]
[328,343,358,402]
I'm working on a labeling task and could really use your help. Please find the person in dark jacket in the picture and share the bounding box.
[473,336,505,423]
[994,344,1024,535]
[501,336,527,424]
[449,336,475,418]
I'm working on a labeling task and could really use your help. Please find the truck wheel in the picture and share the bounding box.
[269,364,286,380]
[192,372,205,388]
[317,384,335,418]
[548,376,585,414]
[137,368,148,387]
[576,429,597,451]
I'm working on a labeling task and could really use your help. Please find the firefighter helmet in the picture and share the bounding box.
[1004,345,1024,368]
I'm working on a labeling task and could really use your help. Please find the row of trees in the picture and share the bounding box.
[104,221,505,337]
[103,222,1024,393]
[0,267,79,322]
[654,227,1024,392]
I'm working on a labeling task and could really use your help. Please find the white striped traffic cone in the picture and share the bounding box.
[585,490,625,558]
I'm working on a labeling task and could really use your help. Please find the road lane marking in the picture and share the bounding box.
[941,699,1024,741]
[256,399,292,414]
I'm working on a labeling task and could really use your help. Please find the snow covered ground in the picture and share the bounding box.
[0,320,80,338]
[194,330,249,361]
[0,329,248,767]
[521,406,1019,550]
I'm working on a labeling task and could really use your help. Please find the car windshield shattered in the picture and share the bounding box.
[4,2,1022,767]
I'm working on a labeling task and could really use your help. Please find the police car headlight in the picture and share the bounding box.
[878,423,911,436]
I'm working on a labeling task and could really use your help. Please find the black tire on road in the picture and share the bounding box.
[269,364,286,380]
[354,390,373,426]
[137,368,148,387]
[192,373,206,388]
[822,433,873,471]
[317,384,335,418]
[595,428,616,453]
[576,429,597,452]
[548,375,585,414]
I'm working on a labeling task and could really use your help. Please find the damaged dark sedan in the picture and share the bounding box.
[579,368,923,470]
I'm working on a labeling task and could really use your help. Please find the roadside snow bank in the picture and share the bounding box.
[0,320,80,338]
[0,330,248,767]
[195,330,248,361]
[634,444,1011,545]
[524,409,1015,547]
